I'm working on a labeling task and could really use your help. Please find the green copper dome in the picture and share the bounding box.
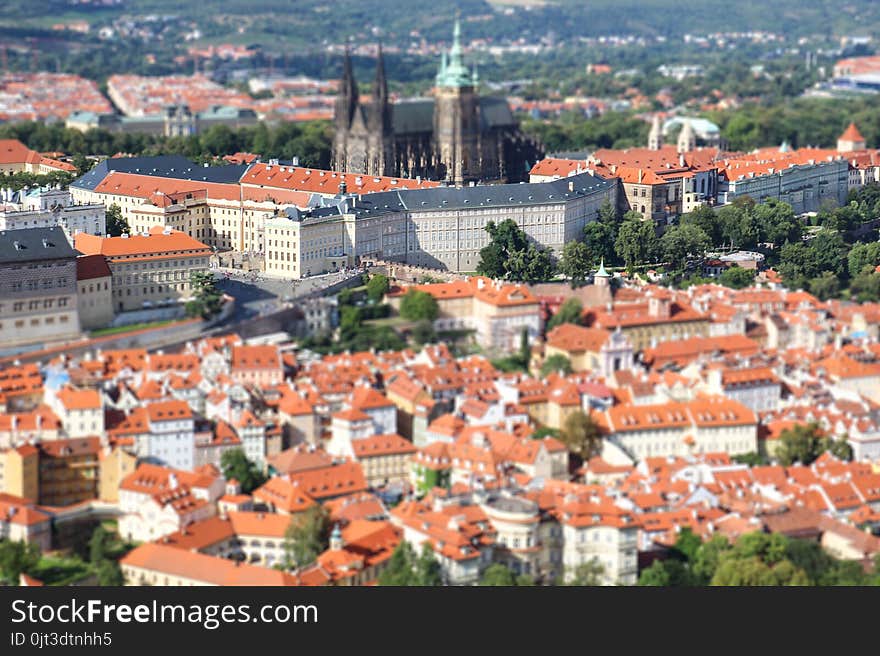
[435,17,476,88]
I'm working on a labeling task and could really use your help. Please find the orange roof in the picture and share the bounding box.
[231,344,280,371]
[55,386,102,411]
[840,122,865,143]
[287,462,368,500]
[252,476,316,513]
[546,323,611,353]
[146,399,192,422]
[350,386,394,410]
[352,433,417,459]
[121,543,302,585]
[0,139,40,165]
[74,228,211,259]
[529,157,589,178]
[240,163,440,195]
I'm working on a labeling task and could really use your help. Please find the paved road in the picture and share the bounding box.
[214,269,361,324]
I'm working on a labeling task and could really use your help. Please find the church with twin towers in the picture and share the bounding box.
[332,18,543,185]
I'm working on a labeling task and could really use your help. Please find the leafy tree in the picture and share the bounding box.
[89,525,112,564]
[718,265,756,289]
[411,319,437,346]
[540,353,573,377]
[559,240,594,287]
[680,204,722,246]
[615,215,659,272]
[660,223,710,272]
[568,558,605,585]
[808,271,841,301]
[283,505,331,569]
[754,199,802,247]
[717,201,758,250]
[558,409,602,459]
[95,559,125,586]
[777,242,818,290]
[378,541,418,586]
[809,229,846,278]
[105,203,129,237]
[0,539,40,584]
[850,266,880,302]
[399,289,439,322]
[414,543,443,586]
[583,220,616,265]
[672,527,702,563]
[477,219,556,282]
[823,436,853,462]
[516,574,536,586]
[848,241,880,278]
[187,271,224,320]
[775,422,828,466]
[479,563,518,586]
[546,297,583,331]
[638,558,692,586]
[219,448,267,494]
[366,274,390,303]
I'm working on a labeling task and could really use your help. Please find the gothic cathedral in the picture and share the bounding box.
[332,19,542,184]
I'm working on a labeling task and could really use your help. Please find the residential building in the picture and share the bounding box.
[0,226,81,351]
[74,227,212,314]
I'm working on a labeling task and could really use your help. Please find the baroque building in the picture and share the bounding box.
[332,19,542,184]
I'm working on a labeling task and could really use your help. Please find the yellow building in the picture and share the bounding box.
[0,444,39,501]
[98,445,138,503]
[74,227,212,314]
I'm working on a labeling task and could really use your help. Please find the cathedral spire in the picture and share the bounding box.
[435,14,471,88]
[371,43,391,132]
[337,45,359,127]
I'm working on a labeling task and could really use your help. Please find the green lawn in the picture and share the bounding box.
[89,319,178,338]
[363,316,412,328]
[32,555,93,586]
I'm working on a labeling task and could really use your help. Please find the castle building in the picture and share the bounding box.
[332,19,542,184]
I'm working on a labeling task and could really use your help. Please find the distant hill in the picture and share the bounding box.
[3,0,878,46]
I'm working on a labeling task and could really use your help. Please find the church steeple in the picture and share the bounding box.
[435,14,472,88]
[336,46,359,128]
[371,43,391,132]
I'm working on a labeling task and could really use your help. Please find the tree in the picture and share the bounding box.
[754,199,802,247]
[411,319,437,346]
[615,216,659,272]
[546,297,583,331]
[95,559,125,586]
[672,527,702,563]
[479,563,517,586]
[850,266,880,302]
[283,505,331,569]
[558,409,602,459]
[559,240,593,288]
[568,558,605,585]
[413,543,443,586]
[718,265,755,289]
[477,219,556,282]
[777,242,818,290]
[680,204,722,246]
[0,539,40,584]
[105,203,129,237]
[89,525,112,564]
[775,422,828,466]
[848,241,880,278]
[660,223,710,273]
[366,274,390,303]
[399,289,439,322]
[809,271,841,301]
[717,202,758,250]
[187,271,224,320]
[219,448,267,494]
[809,229,846,278]
[638,559,673,586]
[540,354,572,377]
[378,541,418,586]
[583,220,616,265]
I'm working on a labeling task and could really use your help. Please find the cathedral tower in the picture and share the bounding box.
[433,17,480,185]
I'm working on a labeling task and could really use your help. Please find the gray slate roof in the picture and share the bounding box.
[72,156,247,191]
[390,96,517,135]
[0,227,77,264]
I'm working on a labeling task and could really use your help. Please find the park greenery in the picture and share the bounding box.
[774,422,853,466]
[219,448,268,494]
[378,541,443,586]
[283,505,331,570]
[187,271,226,320]
[399,289,440,322]
[639,528,880,586]
[476,219,556,283]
